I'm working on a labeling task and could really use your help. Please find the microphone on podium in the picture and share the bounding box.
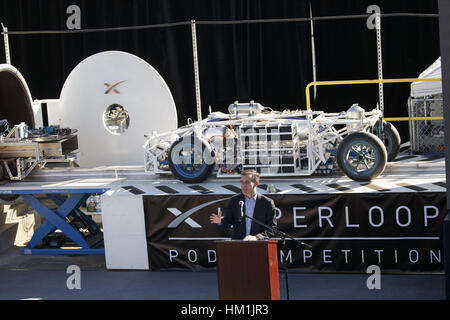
[239,200,244,221]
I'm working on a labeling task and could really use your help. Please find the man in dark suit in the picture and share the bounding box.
[209,169,277,240]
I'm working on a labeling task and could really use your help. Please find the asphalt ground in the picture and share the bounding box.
[0,246,446,301]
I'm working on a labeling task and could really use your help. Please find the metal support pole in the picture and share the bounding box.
[375,12,384,116]
[438,0,450,300]
[309,1,317,101]
[445,213,450,299]
[191,20,202,121]
[1,23,11,64]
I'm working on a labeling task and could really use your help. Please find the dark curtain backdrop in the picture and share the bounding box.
[0,0,440,139]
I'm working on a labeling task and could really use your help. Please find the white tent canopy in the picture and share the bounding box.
[410,57,442,97]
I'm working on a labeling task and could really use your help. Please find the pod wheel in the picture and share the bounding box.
[168,135,215,183]
[337,132,387,181]
[373,120,401,162]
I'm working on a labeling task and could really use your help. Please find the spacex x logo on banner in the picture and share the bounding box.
[167,208,202,228]
[167,197,231,229]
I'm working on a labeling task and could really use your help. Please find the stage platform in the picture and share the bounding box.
[4,152,444,195]
[0,152,446,272]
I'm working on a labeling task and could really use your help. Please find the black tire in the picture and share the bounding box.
[168,135,215,183]
[337,132,387,181]
[373,120,401,162]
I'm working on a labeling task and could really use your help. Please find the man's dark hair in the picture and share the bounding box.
[241,169,260,183]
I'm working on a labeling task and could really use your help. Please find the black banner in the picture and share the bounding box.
[143,192,446,272]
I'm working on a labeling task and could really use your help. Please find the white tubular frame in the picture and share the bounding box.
[143,108,382,178]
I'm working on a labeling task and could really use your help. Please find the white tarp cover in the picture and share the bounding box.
[410,57,442,97]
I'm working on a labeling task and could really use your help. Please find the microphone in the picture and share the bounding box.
[239,200,244,221]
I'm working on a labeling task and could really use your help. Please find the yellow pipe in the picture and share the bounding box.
[383,116,444,121]
[305,78,442,111]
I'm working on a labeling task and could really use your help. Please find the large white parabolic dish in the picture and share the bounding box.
[56,51,177,167]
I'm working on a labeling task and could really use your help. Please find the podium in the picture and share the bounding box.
[215,240,280,300]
